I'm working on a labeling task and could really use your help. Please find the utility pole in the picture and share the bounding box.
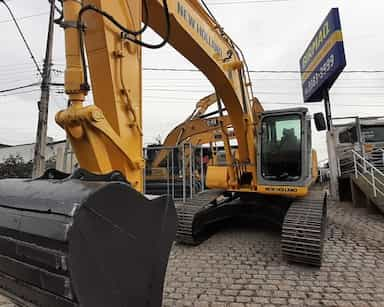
[32,0,55,177]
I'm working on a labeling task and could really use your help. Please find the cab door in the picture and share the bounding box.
[257,108,312,189]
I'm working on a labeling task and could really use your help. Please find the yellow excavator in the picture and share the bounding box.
[149,93,232,170]
[145,93,233,196]
[0,0,327,306]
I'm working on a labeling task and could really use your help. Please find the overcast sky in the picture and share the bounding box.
[0,0,383,160]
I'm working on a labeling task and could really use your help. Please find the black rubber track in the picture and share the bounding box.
[281,190,327,267]
[176,189,225,245]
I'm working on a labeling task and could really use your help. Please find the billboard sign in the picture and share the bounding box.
[300,8,346,102]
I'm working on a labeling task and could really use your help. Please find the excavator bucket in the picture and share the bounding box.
[0,169,176,307]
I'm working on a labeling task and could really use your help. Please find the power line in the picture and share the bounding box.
[0,82,39,93]
[0,11,48,24]
[0,63,383,75]
[143,67,384,74]
[0,1,43,77]
[141,100,384,107]
[0,89,40,97]
[0,61,45,68]
[4,89,383,108]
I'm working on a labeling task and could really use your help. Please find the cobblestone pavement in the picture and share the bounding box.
[328,201,384,246]
[162,200,384,307]
[0,200,383,307]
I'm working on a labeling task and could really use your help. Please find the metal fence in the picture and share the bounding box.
[331,116,384,178]
[143,143,206,202]
[352,150,384,198]
[56,142,207,202]
[337,146,384,177]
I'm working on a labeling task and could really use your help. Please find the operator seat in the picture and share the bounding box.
[279,128,301,179]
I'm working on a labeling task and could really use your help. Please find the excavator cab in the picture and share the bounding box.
[258,108,313,189]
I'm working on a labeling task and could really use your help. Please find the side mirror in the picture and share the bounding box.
[314,112,327,131]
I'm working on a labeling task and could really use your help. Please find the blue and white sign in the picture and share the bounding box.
[300,8,346,102]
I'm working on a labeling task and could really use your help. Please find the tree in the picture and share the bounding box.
[0,155,33,179]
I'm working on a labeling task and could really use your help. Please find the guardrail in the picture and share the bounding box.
[352,150,384,197]
[370,148,384,171]
[143,143,205,202]
[338,146,384,177]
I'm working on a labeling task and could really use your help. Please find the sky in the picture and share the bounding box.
[0,0,383,161]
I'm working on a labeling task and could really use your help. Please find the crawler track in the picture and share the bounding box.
[281,191,327,266]
[176,190,225,245]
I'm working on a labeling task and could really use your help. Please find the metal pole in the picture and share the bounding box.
[382,149,384,169]
[189,143,193,199]
[192,145,196,194]
[63,139,69,172]
[200,146,204,192]
[182,144,186,203]
[171,147,175,200]
[70,146,74,171]
[63,100,71,173]
[143,148,146,194]
[356,117,364,156]
[337,158,341,177]
[371,168,377,197]
[364,156,367,173]
[323,88,339,200]
[32,0,56,177]
[166,150,170,196]
[323,88,332,131]
[353,152,358,179]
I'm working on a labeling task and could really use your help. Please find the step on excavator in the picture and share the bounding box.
[0,0,327,306]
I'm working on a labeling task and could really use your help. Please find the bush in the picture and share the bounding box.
[0,155,33,178]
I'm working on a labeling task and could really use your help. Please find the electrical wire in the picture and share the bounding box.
[0,0,43,78]
[3,62,383,76]
[0,89,41,97]
[142,67,384,74]
[0,82,39,93]
[0,11,48,24]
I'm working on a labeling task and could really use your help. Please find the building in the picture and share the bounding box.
[0,139,76,172]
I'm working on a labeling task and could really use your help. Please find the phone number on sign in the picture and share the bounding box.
[304,54,335,96]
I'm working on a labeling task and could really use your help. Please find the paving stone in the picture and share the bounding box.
[160,199,384,306]
[0,199,382,306]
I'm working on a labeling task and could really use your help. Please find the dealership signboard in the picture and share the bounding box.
[300,8,346,102]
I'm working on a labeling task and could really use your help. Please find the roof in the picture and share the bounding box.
[0,140,66,148]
